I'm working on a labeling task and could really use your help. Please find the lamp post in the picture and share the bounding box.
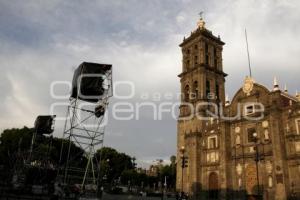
[102,159,110,189]
[291,182,296,200]
[253,132,262,200]
[180,146,186,196]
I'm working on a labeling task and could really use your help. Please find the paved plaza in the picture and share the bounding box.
[100,193,176,200]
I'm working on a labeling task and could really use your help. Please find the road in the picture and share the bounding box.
[0,193,177,200]
[99,193,176,200]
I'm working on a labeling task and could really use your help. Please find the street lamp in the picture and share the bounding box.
[180,146,186,196]
[103,159,110,186]
[291,182,295,199]
[164,176,167,190]
[253,132,262,199]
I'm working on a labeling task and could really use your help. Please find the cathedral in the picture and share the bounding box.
[176,17,300,200]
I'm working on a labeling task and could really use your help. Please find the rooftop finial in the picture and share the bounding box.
[199,11,204,19]
[284,84,288,92]
[296,90,300,101]
[197,11,205,29]
[225,94,230,106]
[273,76,279,91]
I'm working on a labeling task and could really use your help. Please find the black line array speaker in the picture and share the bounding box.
[71,62,112,103]
[34,115,56,135]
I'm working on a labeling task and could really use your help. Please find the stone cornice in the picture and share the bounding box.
[179,28,225,47]
[178,63,227,78]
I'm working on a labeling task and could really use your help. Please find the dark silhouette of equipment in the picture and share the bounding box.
[29,115,56,162]
[34,115,56,135]
[71,62,112,103]
[95,104,105,118]
[59,62,113,198]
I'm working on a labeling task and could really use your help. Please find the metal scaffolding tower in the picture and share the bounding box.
[58,62,112,196]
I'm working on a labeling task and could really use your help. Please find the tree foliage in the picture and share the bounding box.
[94,147,134,184]
[0,127,177,191]
[0,127,86,183]
[0,126,33,167]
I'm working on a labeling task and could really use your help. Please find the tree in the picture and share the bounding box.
[120,169,150,188]
[155,156,177,190]
[0,126,86,184]
[94,147,134,184]
[0,126,33,167]
[170,155,176,165]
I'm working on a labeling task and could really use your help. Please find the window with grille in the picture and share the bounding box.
[215,82,220,100]
[194,56,198,65]
[245,105,254,115]
[247,128,257,143]
[206,80,211,98]
[213,47,217,68]
[205,43,209,65]
[208,136,218,149]
[185,85,190,101]
[193,81,198,99]
[296,119,300,134]
[295,141,300,152]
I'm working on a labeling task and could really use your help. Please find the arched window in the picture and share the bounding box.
[213,47,218,68]
[215,82,220,100]
[206,80,211,98]
[236,135,241,145]
[205,43,209,65]
[194,55,198,65]
[185,85,190,101]
[193,81,198,99]
[186,60,190,70]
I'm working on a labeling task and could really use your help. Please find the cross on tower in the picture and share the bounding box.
[199,11,204,19]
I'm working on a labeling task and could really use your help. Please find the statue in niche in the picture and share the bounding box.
[236,163,242,175]
[266,161,273,174]
[238,178,242,188]
[268,176,273,188]
[264,129,270,140]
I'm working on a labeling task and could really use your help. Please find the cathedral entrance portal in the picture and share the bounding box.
[208,172,219,200]
[245,164,262,200]
[245,164,258,195]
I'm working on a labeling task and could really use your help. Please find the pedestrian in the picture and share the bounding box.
[142,191,147,199]
[52,182,64,200]
[175,192,179,200]
[99,186,104,198]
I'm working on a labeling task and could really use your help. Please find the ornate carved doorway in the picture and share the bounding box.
[245,164,257,195]
[245,164,262,200]
[208,172,219,200]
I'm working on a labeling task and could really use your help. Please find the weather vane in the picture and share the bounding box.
[199,11,204,19]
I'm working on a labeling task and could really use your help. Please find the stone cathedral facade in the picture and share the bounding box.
[176,17,300,200]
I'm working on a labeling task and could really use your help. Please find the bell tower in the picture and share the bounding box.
[179,17,226,103]
[176,15,227,197]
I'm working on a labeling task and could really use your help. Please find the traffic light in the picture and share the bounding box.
[184,157,188,168]
[181,156,188,168]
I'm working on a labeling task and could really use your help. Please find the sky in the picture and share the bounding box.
[0,0,300,168]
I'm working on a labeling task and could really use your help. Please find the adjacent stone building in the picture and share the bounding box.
[176,17,300,200]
